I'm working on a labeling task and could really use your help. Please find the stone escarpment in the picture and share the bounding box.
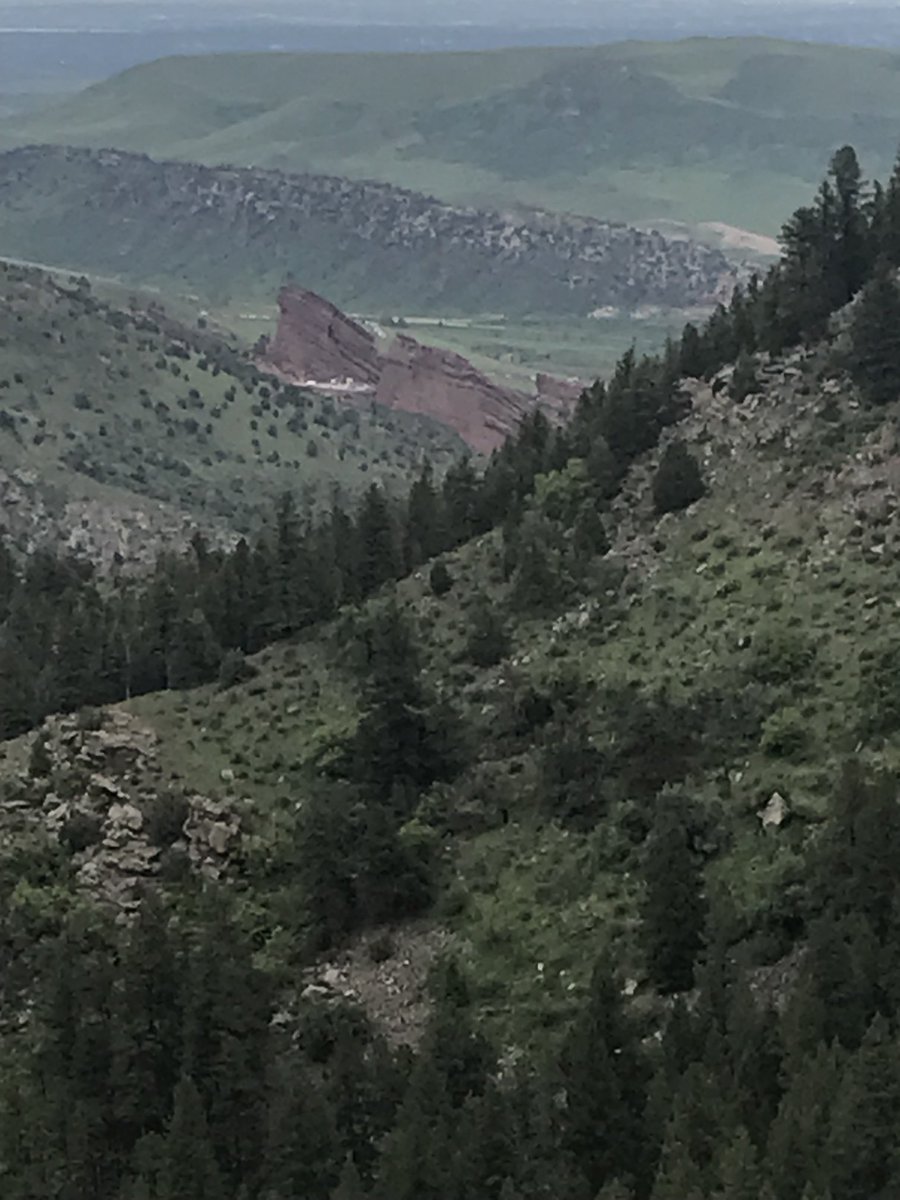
[375,334,529,455]
[263,286,574,453]
[0,144,737,315]
[265,285,379,387]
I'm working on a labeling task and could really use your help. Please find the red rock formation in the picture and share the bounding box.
[261,285,580,453]
[266,285,379,385]
[375,335,528,455]
[535,372,586,408]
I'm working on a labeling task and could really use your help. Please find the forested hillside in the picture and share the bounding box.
[4,145,900,1199]
[0,145,734,316]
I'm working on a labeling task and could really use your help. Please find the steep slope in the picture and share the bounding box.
[0,145,735,316]
[3,324,892,1042]
[3,38,900,231]
[0,260,464,558]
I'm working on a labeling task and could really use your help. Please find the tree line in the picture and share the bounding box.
[2,761,900,1198]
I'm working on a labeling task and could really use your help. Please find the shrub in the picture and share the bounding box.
[429,560,453,597]
[760,707,808,760]
[59,812,103,854]
[144,791,190,848]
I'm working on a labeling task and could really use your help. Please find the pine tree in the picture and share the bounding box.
[159,1077,225,1200]
[828,1015,900,1200]
[332,1155,367,1200]
[373,1056,455,1200]
[649,1109,705,1200]
[559,957,647,1194]
[465,592,510,668]
[429,559,453,598]
[730,351,760,403]
[347,601,459,805]
[406,460,446,567]
[767,1041,842,1200]
[641,799,706,994]
[822,145,871,308]
[261,1048,340,1200]
[679,323,706,378]
[652,440,705,516]
[713,1127,764,1200]
[848,262,900,405]
[356,485,400,597]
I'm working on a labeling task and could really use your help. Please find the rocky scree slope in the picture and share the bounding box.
[4,330,898,1045]
[0,145,737,316]
[0,260,463,563]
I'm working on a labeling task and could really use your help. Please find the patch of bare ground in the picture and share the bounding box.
[301,922,455,1047]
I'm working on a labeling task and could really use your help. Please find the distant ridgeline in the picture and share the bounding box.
[2,145,899,742]
[0,145,735,315]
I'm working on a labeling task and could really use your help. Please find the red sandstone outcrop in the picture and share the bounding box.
[262,285,578,453]
[375,335,529,454]
[266,286,379,385]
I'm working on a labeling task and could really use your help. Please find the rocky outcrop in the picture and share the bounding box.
[0,465,235,569]
[262,285,577,453]
[0,145,737,316]
[1,710,242,909]
[376,335,528,454]
[266,286,379,386]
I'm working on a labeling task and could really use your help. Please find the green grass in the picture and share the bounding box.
[4,38,900,233]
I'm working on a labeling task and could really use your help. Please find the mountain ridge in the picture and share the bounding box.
[0,143,737,316]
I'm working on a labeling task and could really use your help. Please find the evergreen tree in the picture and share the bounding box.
[429,559,453,598]
[356,485,400,597]
[406,460,446,566]
[332,1155,367,1200]
[652,441,705,516]
[641,799,706,994]
[828,1015,900,1200]
[465,592,510,668]
[159,1077,225,1200]
[713,1127,764,1200]
[261,1047,340,1200]
[848,262,900,405]
[559,957,647,1194]
[679,323,706,378]
[730,351,760,403]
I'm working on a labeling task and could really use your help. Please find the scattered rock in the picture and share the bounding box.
[759,791,790,831]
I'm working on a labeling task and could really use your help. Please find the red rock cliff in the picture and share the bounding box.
[266,286,379,385]
[375,335,529,455]
[261,286,578,453]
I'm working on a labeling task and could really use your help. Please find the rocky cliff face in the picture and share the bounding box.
[0,145,737,315]
[375,335,528,455]
[266,286,380,386]
[262,285,574,453]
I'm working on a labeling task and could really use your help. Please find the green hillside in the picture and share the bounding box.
[3,146,900,1200]
[4,37,900,232]
[0,261,463,541]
